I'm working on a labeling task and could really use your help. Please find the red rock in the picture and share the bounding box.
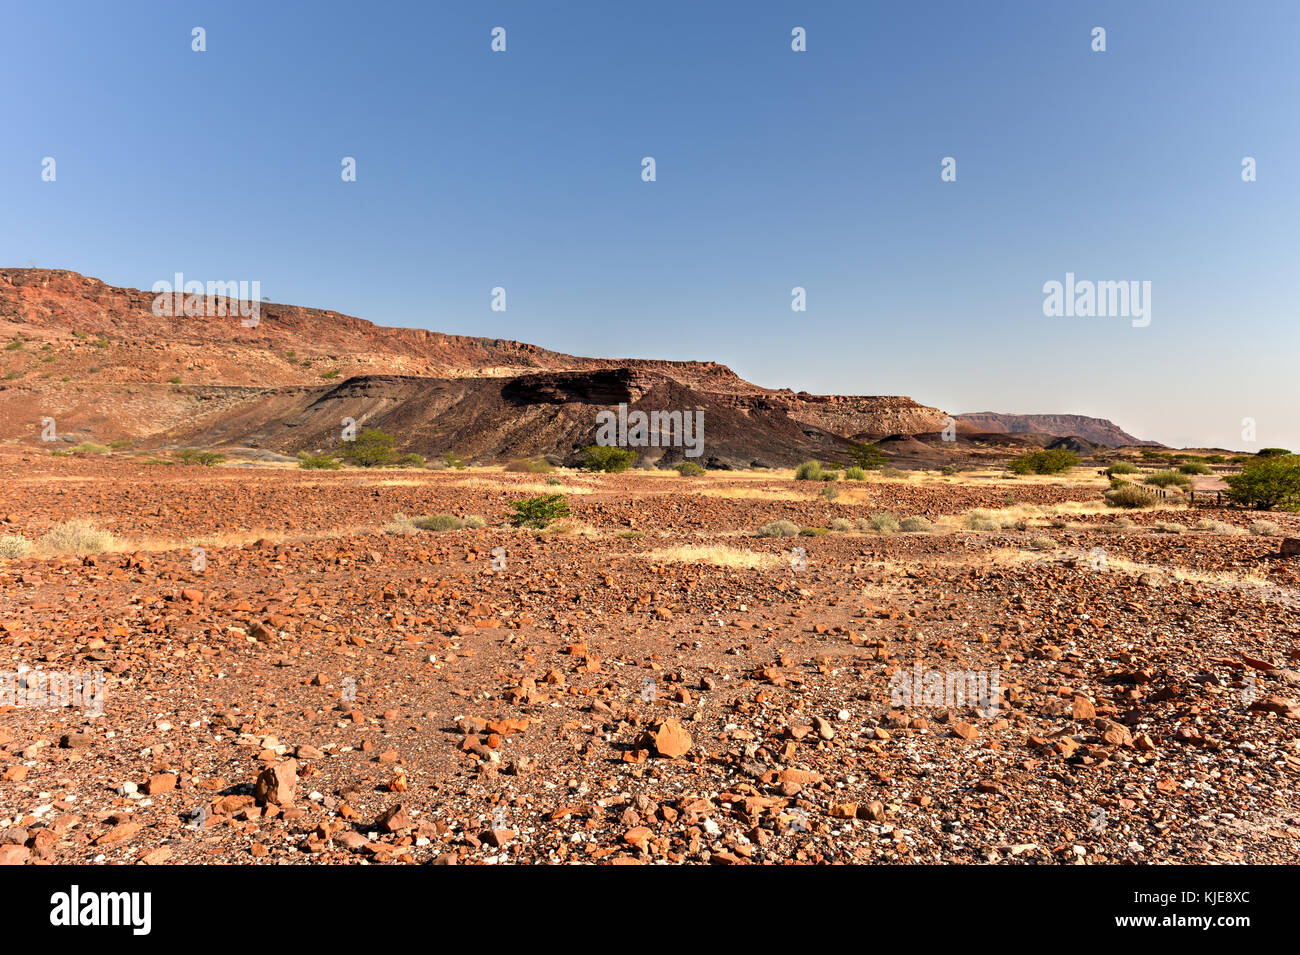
[253,760,298,806]
[646,718,693,758]
[144,773,176,795]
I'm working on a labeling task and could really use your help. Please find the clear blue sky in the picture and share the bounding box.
[4,1,1298,450]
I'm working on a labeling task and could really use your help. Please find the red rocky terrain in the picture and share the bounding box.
[2,449,1298,866]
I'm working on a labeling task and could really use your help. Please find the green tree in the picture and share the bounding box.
[846,441,888,470]
[340,429,397,467]
[509,494,571,528]
[1225,454,1300,511]
[582,445,637,473]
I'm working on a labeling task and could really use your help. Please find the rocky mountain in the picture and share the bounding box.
[954,412,1155,449]
[0,269,946,464]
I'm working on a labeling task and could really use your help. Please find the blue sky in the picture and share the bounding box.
[4,1,1298,450]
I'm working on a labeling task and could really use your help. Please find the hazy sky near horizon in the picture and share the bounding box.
[4,1,1298,450]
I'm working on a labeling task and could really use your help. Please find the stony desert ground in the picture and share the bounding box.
[1,451,1298,865]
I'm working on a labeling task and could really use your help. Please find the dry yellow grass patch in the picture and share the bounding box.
[450,478,595,494]
[697,486,807,502]
[640,544,786,570]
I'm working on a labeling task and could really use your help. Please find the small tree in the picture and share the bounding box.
[846,441,888,470]
[582,445,637,473]
[1007,449,1078,475]
[340,429,397,467]
[674,461,705,476]
[1225,454,1300,511]
[509,494,571,528]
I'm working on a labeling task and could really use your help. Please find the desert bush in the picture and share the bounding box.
[384,513,418,535]
[510,494,570,528]
[414,514,464,532]
[339,430,396,467]
[1106,461,1139,476]
[899,516,933,533]
[794,460,825,481]
[1225,455,1300,511]
[1178,461,1212,475]
[1154,522,1187,534]
[398,452,426,468]
[799,527,829,536]
[1104,484,1159,508]
[820,484,839,501]
[1028,536,1055,551]
[545,476,562,486]
[864,512,899,533]
[582,446,637,473]
[1204,454,1226,464]
[843,466,866,481]
[1194,519,1240,535]
[674,461,705,476]
[1144,470,1191,489]
[879,467,907,479]
[174,449,225,466]
[37,520,120,555]
[757,519,800,538]
[846,441,888,470]
[963,510,1003,531]
[939,464,961,476]
[1007,449,1078,475]
[297,451,342,469]
[1249,520,1282,537]
[506,458,553,473]
[1048,517,1068,529]
[1257,448,1292,458]
[70,442,110,455]
[442,451,469,470]
[830,518,855,532]
[461,515,487,529]
[0,535,32,558]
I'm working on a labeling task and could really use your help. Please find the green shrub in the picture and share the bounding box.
[320,368,341,379]
[1144,470,1191,489]
[879,467,907,479]
[843,466,866,481]
[398,452,426,468]
[820,484,839,501]
[1104,484,1159,508]
[298,451,342,469]
[846,441,888,470]
[5,338,24,350]
[674,461,706,476]
[1178,461,1211,475]
[582,445,637,473]
[863,512,899,533]
[1257,448,1292,458]
[794,461,825,481]
[1007,449,1078,475]
[939,464,961,477]
[174,449,225,466]
[442,451,469,470]
[1106,461,1139,476]
[509,494,570,528]
[70,442,110,455]
[799,527,829,536]
[339,429,396,468]
[899,516,933,533]
[756,519,800,538]
[1225,455,1300,511]
[414,514,464,532]
[1204,455,1226,464]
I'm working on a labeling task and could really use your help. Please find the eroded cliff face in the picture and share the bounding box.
[0,268,950,449]
[955,412,1152,448]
